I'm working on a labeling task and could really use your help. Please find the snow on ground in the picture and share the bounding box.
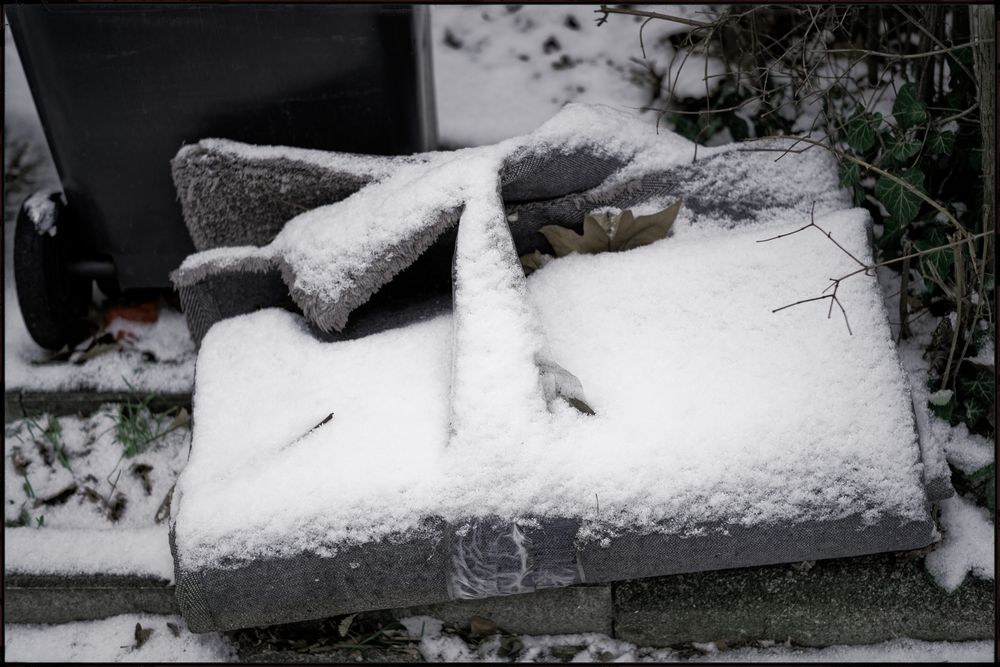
[4,407,187,578]
[431,5,723,147]
[401,620,995,663]
[877,266,995,591]
[3,614,235,663]
[924,493,996,593]
[3,614,993,663]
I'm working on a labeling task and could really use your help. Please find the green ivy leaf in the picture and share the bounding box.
[874,168,925,224]
[959,370,995,405]
[886,133,921,163]
[915,226,954,280]
[877,216,905,255]
[839,161,860,189]
[846,110,881,153]
[927,129,956,156]
[892,82,927,129]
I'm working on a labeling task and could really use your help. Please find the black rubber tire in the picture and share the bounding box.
[14,193,92,349]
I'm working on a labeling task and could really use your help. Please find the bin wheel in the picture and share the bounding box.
[14,192,93,349]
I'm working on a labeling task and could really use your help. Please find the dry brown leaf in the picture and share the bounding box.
[538,200,682,258]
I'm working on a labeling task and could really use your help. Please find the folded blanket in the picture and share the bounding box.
[171,104,848,343]
[168,104,950,633]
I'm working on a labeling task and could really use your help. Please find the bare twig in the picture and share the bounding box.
[595,5,715,29]
[757,202,868,269]
[738,135,972,236]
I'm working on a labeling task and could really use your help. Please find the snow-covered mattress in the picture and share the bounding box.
[171,209,939,632]
[168,104,944,632]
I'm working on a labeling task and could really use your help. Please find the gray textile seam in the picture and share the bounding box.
[174,512,935,633]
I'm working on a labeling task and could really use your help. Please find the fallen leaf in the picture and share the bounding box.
[565,397,595,415]
[37,484,78,507]
[154,485,175,524]
[131,463,154,496]
[498,635,524,658]
[615,199,682,251]
[338,613,356,638]
[540,214,610,256]
[10,447,30,475]
[550,645,585,661]
[166,622,181,637]
[134,622,154,648]
[166,408,191,432]
[539,200,682,258]
[107,492,128,522]
[469,616,497,637]
[69,333,121,365]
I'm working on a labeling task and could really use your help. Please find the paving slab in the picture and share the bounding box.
[4,390,191,421]
[613,552,996,648]
[4,574,178,624]
[392,584,613,636]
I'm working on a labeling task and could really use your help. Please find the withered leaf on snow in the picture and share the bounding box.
[538,199,682,258]
[134,622,154,648]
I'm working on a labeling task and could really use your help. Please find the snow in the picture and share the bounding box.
[174,205,931,570]
[22,191,58,236]
[4,614,991,663]
[877,268,995,478]
[4,300,196,394]
[4,407,189,578]
[5,527,174,580]
[5,406,191,529]
[400,620,995,663]
[924,493,995,592]
[431,5,724,147]
[3,614,235,663]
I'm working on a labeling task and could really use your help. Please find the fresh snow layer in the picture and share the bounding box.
[4,408,189,578]
[924,493,995,592]
[398,618,995,663]
[174,207,929,569]
[3,614,235,663]
[5,527,173,580]
[4,302,196,393]
[431,5,724,146]
[5,406,191,529]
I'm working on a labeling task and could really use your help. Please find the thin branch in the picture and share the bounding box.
[738,135,972,236]
[757,201,868,269]
[595,5,715,30]
[823,39,993,62]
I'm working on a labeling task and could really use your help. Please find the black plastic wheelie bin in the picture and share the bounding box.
[7,3,437,349]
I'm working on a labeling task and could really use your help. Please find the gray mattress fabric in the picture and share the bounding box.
[168,104,948,633]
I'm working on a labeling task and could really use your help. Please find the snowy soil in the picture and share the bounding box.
[877,266,995,592]
[4,406,189,578]
[2,614,993,663]
[3,614,235,663]
[432,5,722,146]
[402,618,995,663]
